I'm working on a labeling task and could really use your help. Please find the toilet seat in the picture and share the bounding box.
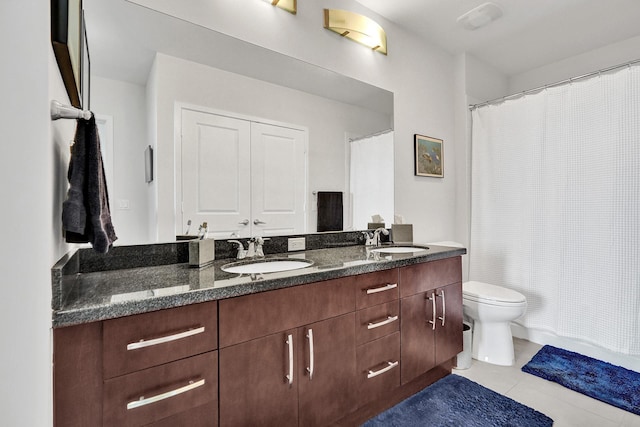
[463,281,526,306]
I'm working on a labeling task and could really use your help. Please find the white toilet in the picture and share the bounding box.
[462,281,527,366]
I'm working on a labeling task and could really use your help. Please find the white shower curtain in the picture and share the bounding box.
[470,65,640,355]
[350,131,394,230]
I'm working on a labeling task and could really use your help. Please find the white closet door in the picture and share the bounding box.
[250,122,306,236]
[181,110,252,238]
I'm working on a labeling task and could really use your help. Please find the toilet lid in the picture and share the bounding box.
[463,281,526,304]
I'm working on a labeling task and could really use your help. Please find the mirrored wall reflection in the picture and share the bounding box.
[84,0,394,245]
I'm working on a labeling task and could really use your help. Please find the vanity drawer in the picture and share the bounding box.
[399,257,462,297]
[356,300,400,346]
[103,301,217,378]
[355,269,399,310]
[103,351,218,427]
[356,332,400,406]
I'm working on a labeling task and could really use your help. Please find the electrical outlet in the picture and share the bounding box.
[288,237,306,251]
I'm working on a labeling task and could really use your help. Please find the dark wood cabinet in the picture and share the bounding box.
[298,313,357,427]
[219,277,357,427]
[356,332,401,405]
[353,269,402,408]
[219,330,299,426]
[399,258,463,385]
[435,282,463,365]
[103,351,218,426]
[54,256,464,427]
[53,301,219,427]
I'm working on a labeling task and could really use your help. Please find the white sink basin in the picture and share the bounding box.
[221,258,314,274]
[370,246,429,254]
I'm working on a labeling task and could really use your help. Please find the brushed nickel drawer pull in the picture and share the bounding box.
[367,315,399,330]
[437,289,446,326]
[366,283,397,294]
[427,293,436,330]
[127,378,205,410]
[306,329,315,380]
[285,334,294,385]
[126,326,205,351]
[367,361,399,379]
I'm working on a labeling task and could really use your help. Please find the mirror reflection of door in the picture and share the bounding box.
[180,108,307,238]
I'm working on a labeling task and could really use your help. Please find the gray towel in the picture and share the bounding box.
[62,115,117,253]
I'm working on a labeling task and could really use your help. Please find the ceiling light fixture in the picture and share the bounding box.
[264,0,296,14]
[323,9,387,55]
[457,2,503,31]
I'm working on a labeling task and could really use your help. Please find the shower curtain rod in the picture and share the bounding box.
[469,57,640,110]
[348,128,393,143]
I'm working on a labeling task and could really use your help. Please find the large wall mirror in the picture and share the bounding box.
[84,0,394,245]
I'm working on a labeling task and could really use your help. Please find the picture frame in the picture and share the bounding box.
[414,134,443,178]
[51,0,88,109]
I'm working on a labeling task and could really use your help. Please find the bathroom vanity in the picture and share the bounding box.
[51,239,464,426]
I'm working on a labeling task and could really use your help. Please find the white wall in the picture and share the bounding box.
[91,76,150,244]
[464,53,510,104]
[0,0,75,425]
[509,34,640,94]
[151,54,393,241]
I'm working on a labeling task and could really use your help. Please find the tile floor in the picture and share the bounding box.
[453,338,640,427]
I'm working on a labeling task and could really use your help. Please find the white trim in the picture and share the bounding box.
[176,101,308,132]
[512,324,640,372]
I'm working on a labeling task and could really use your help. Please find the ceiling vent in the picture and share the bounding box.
[457,2,503,30]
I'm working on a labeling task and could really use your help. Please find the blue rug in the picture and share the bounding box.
[362,374,553,426]
[522,345,640,416]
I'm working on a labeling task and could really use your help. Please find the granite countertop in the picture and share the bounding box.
[52,242,466,328]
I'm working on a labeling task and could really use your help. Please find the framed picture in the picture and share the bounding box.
[51,0,88,109]
[414,134,443,177]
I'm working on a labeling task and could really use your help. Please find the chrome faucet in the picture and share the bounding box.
[247,237,270,258]
[368,227,389,247]
[228,240,247,259]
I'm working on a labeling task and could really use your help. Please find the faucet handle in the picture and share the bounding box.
[228,240,247,259]
[255,237,270,257]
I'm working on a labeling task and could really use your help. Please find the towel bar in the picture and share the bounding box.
[51,100,91,120]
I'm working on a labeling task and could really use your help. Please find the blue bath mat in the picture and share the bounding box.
[362,374,553,426]
[522,345,640,415]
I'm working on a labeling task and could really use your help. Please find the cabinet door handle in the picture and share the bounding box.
[127,378,205,410]
[306,328,315,380]
[253,219,267,225]
[437,289,446,326]
[366,283,398,294]
[427,293,436,330]
[367,361,399,379]
[367,315,399,330]
[285,334,294,385]
[238,219,249,226]
[126,326,205,351]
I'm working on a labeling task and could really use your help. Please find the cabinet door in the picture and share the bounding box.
[298,313,357,427]
[435,282,463,365]
[219,331,298,427]
[400,292,436,384]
